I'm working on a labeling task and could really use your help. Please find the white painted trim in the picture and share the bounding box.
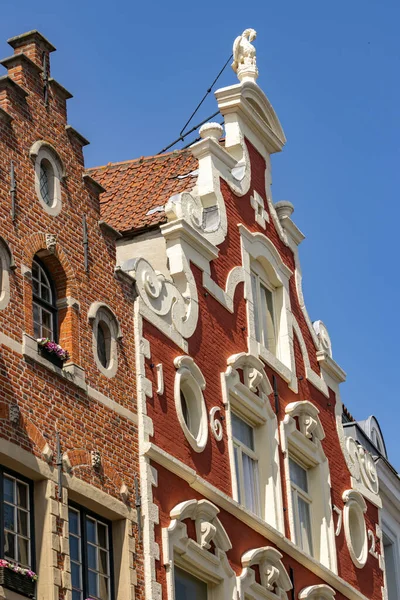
[221,352,284,533]
[88,302,121,378]
[280,404,337,573]
[145,441,371,600]
[342,490,368,569]
[30,141,63,216]
[299,584,336,599]
[238,546,292,600]
[174,356,209,453]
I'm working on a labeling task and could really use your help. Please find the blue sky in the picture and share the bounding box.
[1,1,399,468]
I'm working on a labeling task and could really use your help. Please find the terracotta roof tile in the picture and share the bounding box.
[87,149,198,234]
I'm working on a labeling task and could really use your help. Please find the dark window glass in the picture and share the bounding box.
[175,567,207,600]
[97,322,110,368]
[32,258,57,341]
[0,468,34,569]
[69,505,113,600]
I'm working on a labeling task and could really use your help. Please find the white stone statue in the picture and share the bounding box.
[232,28,258,82]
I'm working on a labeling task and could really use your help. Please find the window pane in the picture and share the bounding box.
[175,567,207,600]
[260,283,275,353]
[231,413,254,449]
[17,509,28,536]
[251,272,261,343]
[69,508,80,535]
[97,523,108,550]
[87,543,97,569]
[99,575,109,600]
[97,324,108,368]
[72,590,82,600]
[99,549,108,575]
[18,536,29,566]
[243,453,260,516]
[17,481,28,509]
[289,458,308,492]
[86,517,96,544]
[298,496,313,555]
[88,570,98,598]
[41,284,51,303]
[4,531,15,560]
[71,562,81,589]
[4,476,14,503]
[69,535,80,561]
[4,504,15,531]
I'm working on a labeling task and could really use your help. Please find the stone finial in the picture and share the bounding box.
[199,122,223,141]
[232,28,258,83]
[46,233,57,254]
[274,200,294,221]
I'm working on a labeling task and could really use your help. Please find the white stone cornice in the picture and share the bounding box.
[317,351,347,383]
[190,136,237,168]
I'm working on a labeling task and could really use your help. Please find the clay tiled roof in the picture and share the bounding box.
[87,149,198,235]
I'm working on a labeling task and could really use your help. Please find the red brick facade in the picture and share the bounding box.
[0,28,385,600]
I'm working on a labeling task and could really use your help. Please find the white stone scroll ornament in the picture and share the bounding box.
[313,320,332,357]
[128,255,198,339]
[238,546,292,599]
[345,436,379,495]
[232,28,259,83]
[209,407,223,441]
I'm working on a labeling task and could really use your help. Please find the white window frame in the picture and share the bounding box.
[288,457,314,555]
[280,401,337,572]
[30,140,64,216]
[250,263,277,354]
[240,225,296,390]
[162,499,236,600]
[88,302,122,378]
[221,352,284,533]
[231,412,260,516]
[174,356,208,453]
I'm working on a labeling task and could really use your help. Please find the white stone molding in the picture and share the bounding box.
[0,237,12,310]
[145,440,373,600]
[291,318,329,398]
[162,499,236,600]
[133,303,162,600]
[285,401,325,443]
[156,363,164,395]
[202,265,245,314]
[30,140,64,216]
[298,584,336,599]
[237,546,292,599]
[88,302,121,378]
[221,352,284,533]
[333,505,343,537]
[239,224,297,390]
[342,490,368,569]
[209,407,224,441]
[251,190,270,229]
[280,402,337,572]
[344,435,380,505]
[367,529,379,560]
[174,356,208,453]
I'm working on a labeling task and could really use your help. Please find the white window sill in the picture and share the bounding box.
[22,333,87,391]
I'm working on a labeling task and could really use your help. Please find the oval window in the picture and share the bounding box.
[343,490,368,569]
[174,356,208,453]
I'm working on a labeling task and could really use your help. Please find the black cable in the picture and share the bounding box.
[157,111,219,155]
[179,54,233,137]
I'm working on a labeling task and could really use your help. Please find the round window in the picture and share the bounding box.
[343,490,368,568]
[174,356,208,453]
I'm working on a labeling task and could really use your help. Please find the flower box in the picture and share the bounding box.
[37,338,69,369]
[0,565,36,598]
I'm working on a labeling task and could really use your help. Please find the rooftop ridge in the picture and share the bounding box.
[87,147,191,172]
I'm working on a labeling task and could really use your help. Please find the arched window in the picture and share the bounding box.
[32,258,57,341]
[30,140,64,216]
[88,302,122,378]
